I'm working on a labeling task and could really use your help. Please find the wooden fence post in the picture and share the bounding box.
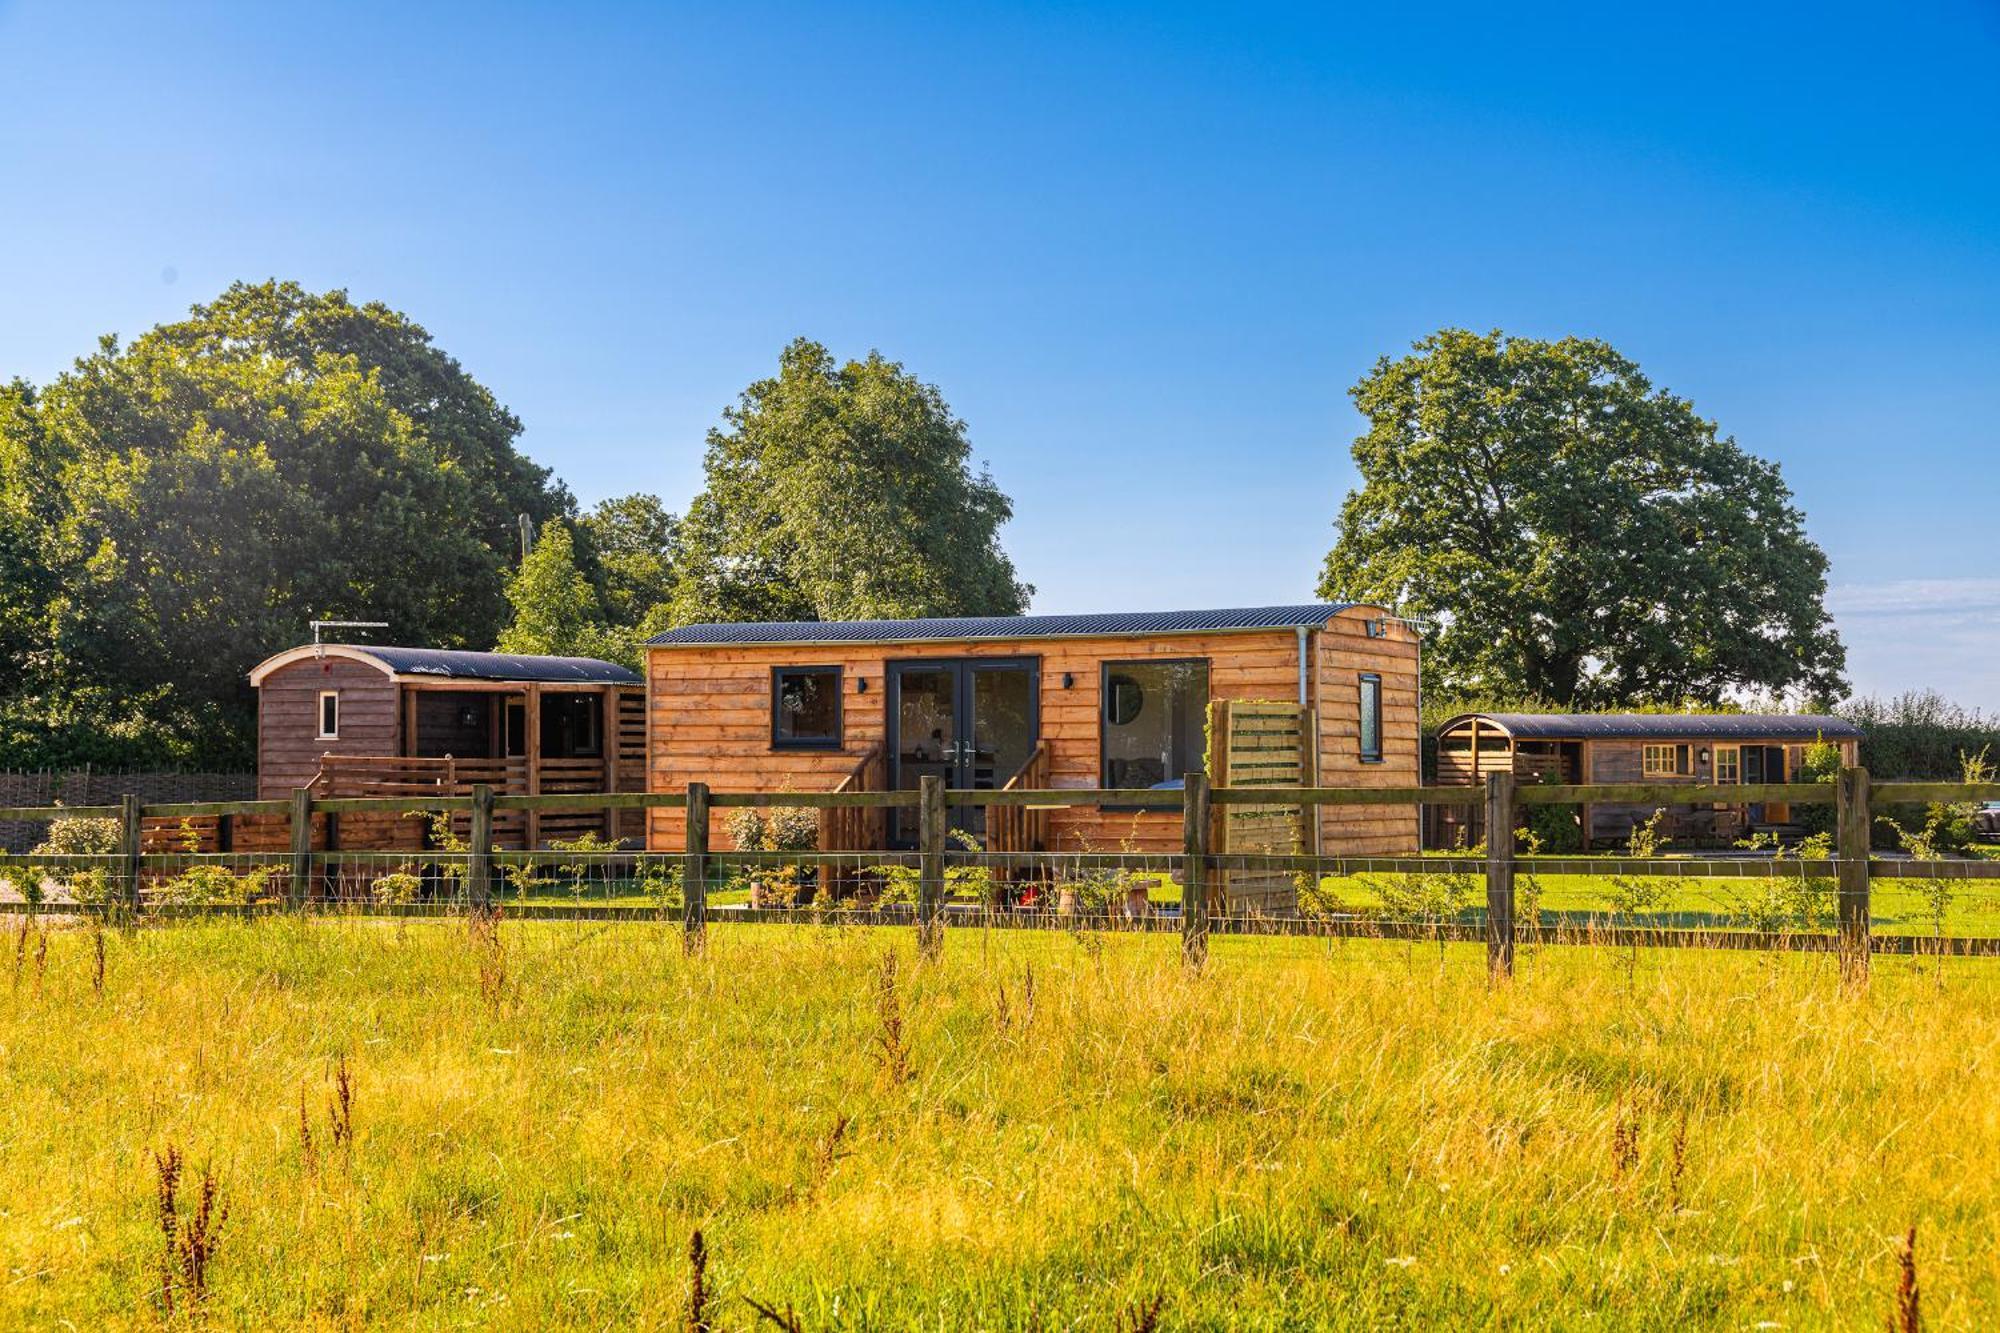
[1836,765,1871,983]
[468,783,494,911]
[120,792,144,913]
[288,786,314,907]
[918,774,945,958]
[1182,772,1210,971]
[1485,772,1516,980]
[683,783,709,954]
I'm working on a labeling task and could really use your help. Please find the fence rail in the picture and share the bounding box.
[1,769,1998,975]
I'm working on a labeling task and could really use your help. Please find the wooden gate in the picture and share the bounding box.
[1207,700,1316,915]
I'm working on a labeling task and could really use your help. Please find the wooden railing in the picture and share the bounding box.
[818,745,887,854]
[985,742,1051,856]
[314,755,529,798]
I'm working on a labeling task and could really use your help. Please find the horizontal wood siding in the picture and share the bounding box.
[1315,609,1422,854]
[647,622,1413,854]
[256,659,398,799]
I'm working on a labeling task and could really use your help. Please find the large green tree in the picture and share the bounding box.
[495,522,627,664]
[577,493,679,631]
[669,338,1030,625]
[1319,330,1846,706]
[0,281,570,765]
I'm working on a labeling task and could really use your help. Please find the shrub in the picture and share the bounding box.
[369,870,423,907]
[156,865,275,907]
[32,814,119,858]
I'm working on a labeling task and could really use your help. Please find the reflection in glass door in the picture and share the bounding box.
[887,659,1038,846]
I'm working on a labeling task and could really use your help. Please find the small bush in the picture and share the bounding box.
[32,814,119,858]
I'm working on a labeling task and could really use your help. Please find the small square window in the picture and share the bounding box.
[317,690,340,740]
[772,666,842,749]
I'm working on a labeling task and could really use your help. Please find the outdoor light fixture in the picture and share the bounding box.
[458,704,478,728]
[856,677,868,693]
[1062,672,1074,689]
[1698,747,1710,763]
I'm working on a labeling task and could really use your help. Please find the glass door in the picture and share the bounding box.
[887,659,1038,846]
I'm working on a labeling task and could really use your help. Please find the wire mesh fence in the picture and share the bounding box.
[0,773,1997,974]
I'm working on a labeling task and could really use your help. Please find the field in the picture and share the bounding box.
[2,916,1996,1328]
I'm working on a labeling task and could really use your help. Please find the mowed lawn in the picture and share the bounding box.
[2,918,1997,1328]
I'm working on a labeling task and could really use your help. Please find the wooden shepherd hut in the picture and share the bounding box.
[642,603,1423,908]
[247,644,646,848]
[1432,711,1863,848]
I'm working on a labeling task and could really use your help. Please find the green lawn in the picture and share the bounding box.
[2,917,1997,1327]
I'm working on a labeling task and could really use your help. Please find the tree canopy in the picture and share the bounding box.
[668,338,1030,625]
[0,281,571,766]
[496,522,628,664]
[1319,329,1847,707]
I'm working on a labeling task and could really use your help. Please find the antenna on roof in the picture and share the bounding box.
[311,619,390,659]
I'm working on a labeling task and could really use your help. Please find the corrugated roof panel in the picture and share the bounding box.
[338,646,640,684]
[646,603,1359,647]
[1442,712,1863,741]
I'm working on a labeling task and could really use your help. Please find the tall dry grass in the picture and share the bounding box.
[0,916,1993,1327]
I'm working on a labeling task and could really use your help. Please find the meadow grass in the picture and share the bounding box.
[1,916,1996,1328]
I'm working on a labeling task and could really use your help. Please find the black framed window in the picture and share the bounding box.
[1358,673,1383,762]
[772,666,843,749]
[541,693,602,758]
[1100,659,1209,789]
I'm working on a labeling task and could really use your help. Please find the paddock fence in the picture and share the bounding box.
[1,769,1998,979]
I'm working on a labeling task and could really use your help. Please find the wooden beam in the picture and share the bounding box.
[1485,772,1515,980]
[525,683,542,848]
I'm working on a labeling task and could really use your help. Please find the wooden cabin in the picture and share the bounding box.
[1433,712,1863,848]
[642,604,1422,893]
[247,645,646,848]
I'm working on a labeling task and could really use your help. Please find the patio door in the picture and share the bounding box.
[1742,745,1789,823]
[887,659,1038,846]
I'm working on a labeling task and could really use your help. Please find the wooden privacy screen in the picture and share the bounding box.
[1208,699,1316,914]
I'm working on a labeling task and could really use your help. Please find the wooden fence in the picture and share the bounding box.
[2,769,1998,979]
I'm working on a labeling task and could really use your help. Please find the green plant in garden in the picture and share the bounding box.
[405,810,468,899]
[1514,826,1547,940]
[1735,831,1838,939]
[1523,771,1581,854]
[547,832,620,902]
[30,814,119,858]
[370,870,423,907]
[1604,810,1672,983]
[157,864,274,907]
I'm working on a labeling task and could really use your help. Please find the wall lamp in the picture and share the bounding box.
[1061,672,1074,689]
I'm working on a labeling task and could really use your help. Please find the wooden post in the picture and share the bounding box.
[1182,772,1210,971]
[1485,771,1516,980]
[288,786,314,907]
[468,783,494,911]
[1836,765,1871,983]
[683,782,709,954]
[918,774,945,958]
[119,792,144,913]
[601,686,618,840]
[524,684,543,849]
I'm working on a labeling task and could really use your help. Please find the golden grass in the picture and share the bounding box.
[0,917,1996,1328]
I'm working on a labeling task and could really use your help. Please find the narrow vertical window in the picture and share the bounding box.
[1358,673,1383,762]
[317,690,340,740]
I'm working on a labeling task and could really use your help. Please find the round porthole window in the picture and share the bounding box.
[1106,674,1145,726]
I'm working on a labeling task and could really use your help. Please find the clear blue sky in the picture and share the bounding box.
[2,1,1995,708]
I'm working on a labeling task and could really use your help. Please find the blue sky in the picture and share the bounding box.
[2,1,1995,708]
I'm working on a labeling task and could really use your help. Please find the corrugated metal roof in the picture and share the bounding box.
[333,646,640,684]
[646,603,1360,647]
[1441,712,1863,741]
